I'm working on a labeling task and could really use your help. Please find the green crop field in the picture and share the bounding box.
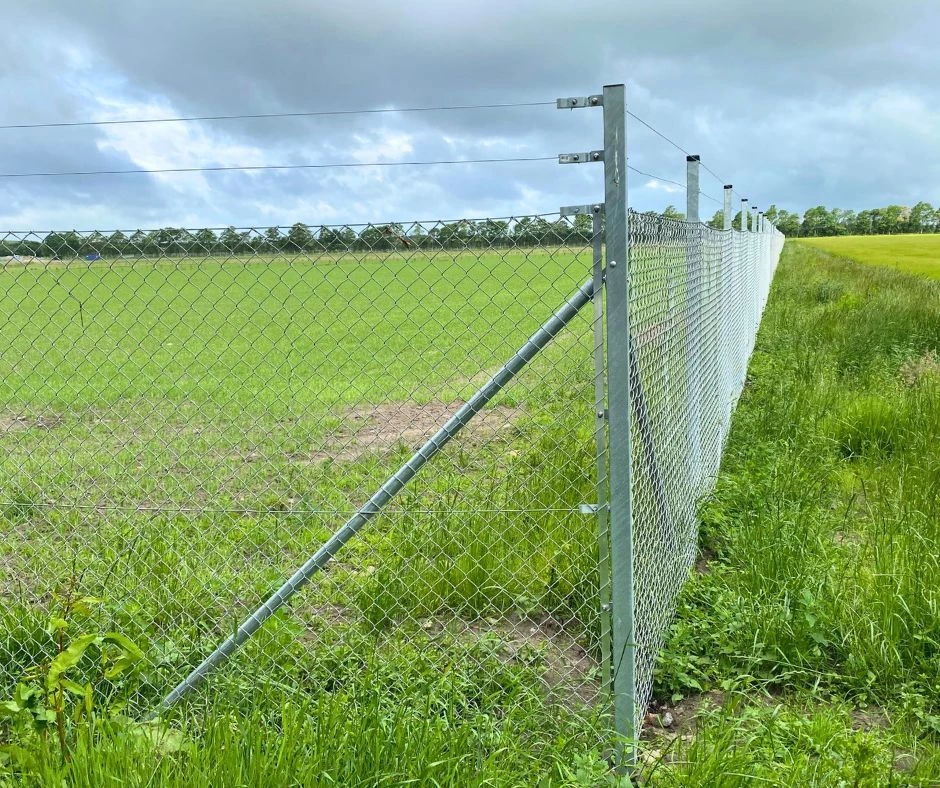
[798,234,940,279]
[1,242,938,784]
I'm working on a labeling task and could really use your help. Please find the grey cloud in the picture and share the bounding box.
[1,0,939,228]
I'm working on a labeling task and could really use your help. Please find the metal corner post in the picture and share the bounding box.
[601,82,636,762]
[723,185,733,231]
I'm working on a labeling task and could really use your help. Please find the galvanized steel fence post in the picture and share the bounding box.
[601,82,636,762]
[720,185,734,442]
[685,155,702,493]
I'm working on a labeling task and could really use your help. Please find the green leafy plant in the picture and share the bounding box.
[1,581,143,765]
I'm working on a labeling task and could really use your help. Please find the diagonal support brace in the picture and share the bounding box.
[150,274,601,716]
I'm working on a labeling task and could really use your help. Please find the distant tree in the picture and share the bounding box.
[217,226,243,254]
[801,206,838,237]
[192,228,217,255]
[357,223,408,251]
[909,202,935,233]
[263,227,283,253]
[775,210,801,237]
[285,222,313,253]
[872,206,906,235]
[126,230,146,256]
[831,209,856,235]
[318,225,355,251]
[481,219,511,245]
[103,231,127,257]
[511,217,553,246]
[39,231,70,259]
[407,224,429,249]
[707,209,724,230]
[661,205,685,222]
[850,210,873,235]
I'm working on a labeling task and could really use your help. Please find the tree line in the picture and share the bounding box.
[703,201,940,237]
[0,216,596,259]
[2,201,936,260]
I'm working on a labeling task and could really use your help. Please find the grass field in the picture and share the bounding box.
[644,243,940,784]
[1,246,612,785]
[799,234,940,279]
[1,241,939,784]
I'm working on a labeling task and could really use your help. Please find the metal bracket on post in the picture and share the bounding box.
[561,203,605,217]
[556,95,604,109]
[559,151,604,164]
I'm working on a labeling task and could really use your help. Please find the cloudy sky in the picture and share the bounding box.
[1,0,938,230]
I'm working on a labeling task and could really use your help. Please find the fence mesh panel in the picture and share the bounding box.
[0,209,783,746]
[625,214,783,726]
[0,216,607,725]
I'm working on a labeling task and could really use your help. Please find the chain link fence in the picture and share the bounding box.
[0,207,782,752]
[626,213,783,729]
[0,216,609,728]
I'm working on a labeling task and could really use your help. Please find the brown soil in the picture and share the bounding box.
[462,615,599,707]
[642,691,726,741]
[0,413,63,434]
[289,401,523,464]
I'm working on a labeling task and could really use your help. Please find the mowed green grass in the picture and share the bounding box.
[0,249,591,410]
[799,234,940,279]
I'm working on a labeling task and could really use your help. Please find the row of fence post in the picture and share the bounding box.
[595,85,779,765]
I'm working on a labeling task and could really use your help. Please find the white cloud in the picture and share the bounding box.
[95,98,270,203]
[644,179,683,194]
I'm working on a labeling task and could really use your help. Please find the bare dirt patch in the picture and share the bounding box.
[294,610,599,708]
[0,413,63,434]
[642,691,726,741]
[290,401,524,464]
[850,705,890,732]
[458,615,599,707]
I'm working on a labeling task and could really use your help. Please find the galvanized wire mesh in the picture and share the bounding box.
[0,209,783,744]
[0,216,606,723]
[626,214,784,725]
